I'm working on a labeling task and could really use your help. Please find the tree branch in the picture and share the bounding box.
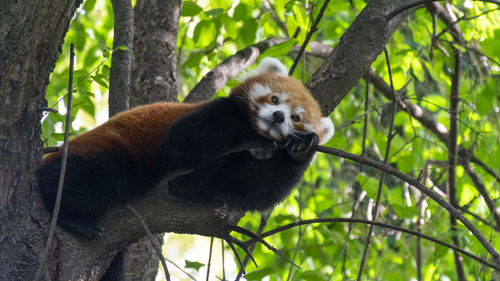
[368,69,500,230]
[306,0,420,115]
[357,47,397,280]
[289,0,331,75]
[448,48,466,281]
[243,218,500,271]
[314,145,500,263]
[183,38,286,103]
[35,43,75,281]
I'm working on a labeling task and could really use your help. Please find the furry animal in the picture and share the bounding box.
[38,58,334,240]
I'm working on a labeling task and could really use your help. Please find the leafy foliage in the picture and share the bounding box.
[44,0,500,280]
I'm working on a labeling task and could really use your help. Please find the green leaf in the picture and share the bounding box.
[102,65,111,77]
[92,75,109,88]
[204,8,224,17]
[241,18,257,45]
[260,38,298,58]
[357,174,379,199]
[193,20,217,48]
[51,132,65,141]
[182,52,204,68]
[184,260,204,271]
[233,3,251,21]
[273,214,297,224]
[298,270,328,281]
[181,1,203,17]
[477,79,497,115]
[83,0,97,12]
[392,205,419,219]
[103,49,111,58]
[244,267,273,280]
[117,45,129,51]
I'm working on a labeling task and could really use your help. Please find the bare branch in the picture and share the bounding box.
[448,48,466,281]
[368,70,500,229]
[235,212,270,281]
[206,237,214,281]
[184,38,286,103]
[246,218,500,271]
[462,161,500,227]
[289,0,331,75]
[306,0,419,115]
[314,145,500,263]
[35,44,75,281]
[357,47,397,280]
[126,204,170,281]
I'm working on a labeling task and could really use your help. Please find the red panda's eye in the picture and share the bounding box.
[271,95,279,104]
[291,115,301,122]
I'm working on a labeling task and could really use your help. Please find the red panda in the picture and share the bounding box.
[38,57,334,240]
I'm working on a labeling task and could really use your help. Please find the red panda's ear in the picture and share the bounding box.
[254,57,288,76]
[319,117,334,145]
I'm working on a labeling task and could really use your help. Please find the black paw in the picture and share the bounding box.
[285,132,319,153]
[58,213,104,240]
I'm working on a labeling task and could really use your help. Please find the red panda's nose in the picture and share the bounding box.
[272,111,285,124]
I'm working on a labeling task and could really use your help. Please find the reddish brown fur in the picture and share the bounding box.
[42,102,202,167]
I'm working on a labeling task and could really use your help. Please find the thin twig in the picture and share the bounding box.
[448,47,466,281]
[386,0,500,21]
[34,43,75,281]
[416,196,424,281]
[463,161,500,227]
[235,212,271,281]
[289,0,331,75]
[357,47,397,280]
[435,8,500,40]
[459,206,500,232]
[206,237,214,281]
[221,239,226,281]
[245,218,500,271]
[165,258,197,281]
[470,154,500,185]
[231,225,300,269]
[225,236,246,275]
[125,204,170,281]
[313,145,500,263]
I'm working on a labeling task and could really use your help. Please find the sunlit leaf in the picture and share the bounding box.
[184,260,204,271]
[181,1,203,17]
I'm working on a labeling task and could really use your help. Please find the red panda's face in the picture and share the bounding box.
[230,57,334,146]
[236,74,324,142]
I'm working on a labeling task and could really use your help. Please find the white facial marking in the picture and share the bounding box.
[249,83,272,99]
[256,103,292,140]
[304,123,316,133]
[279,93,288,102]
[320,117,335,144]
[294,106,305,115]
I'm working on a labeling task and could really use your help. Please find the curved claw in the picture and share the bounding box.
[285,132,319,153]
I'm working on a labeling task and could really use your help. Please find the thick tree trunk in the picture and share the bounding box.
[0,0,82,280]
[122,0,182,279]
[130,0,182,105]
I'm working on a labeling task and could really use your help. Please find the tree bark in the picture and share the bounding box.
[123,0,182,279]
[0,0,82,280]
[130,0,182,105]
[0,0,438,280]
[109,0,134,117]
